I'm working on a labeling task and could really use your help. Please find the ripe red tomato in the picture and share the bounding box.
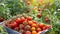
[31,24,37,27]
[44,17,49,22]
[27,16,32,21]
[37,13,42,18]
[15,18,21,24]
[26,31,31,34]
[28,21,33,26]
[27,1,30,5]
[43,25,50,30]
[8,22,17,29]
[23,21,28,26]
[0,17,4,22]
[36,28,42,32]
[32,31,37,34]
[31,27,36,31]
[43,27,46,30]
[21,17,26,23]
[38,8,40,11]
[27,9,30,13]
[45,25,50,29]
[13,22,17,28]
[38,23,44,29]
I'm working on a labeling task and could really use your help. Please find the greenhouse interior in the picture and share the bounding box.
[0,0,60,34]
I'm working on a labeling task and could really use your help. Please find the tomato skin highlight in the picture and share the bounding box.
[15,18,21,24]
[31,27,36,31]
[45,25,50,29]
[28,21,33,26]
[27,16,32,21]
[38,23,44,29]
[43,27,46,30]
[0,17,4,22]
[32,24,37,27]
[44,17,49,22]
[36,28,42,32]
[38,8,40,11]
[21,17,26,23]
[27,1,30,5]
[32,31,37,34]
[37,13,42,18]
[13,22,17,28]
[27,9,30,13]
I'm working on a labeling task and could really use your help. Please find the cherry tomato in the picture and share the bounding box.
[27,9,30,13]
[45,25,50,29]
[44,17,49,22]
[21,17,26,23]
[38,8,40,11]
[13,22,17,28]
[36,28,42,32]
[43,27,46,30]
[28,21,33,26]
[43,25,50,30]
[37,13,42,18]
[27,1,30,5]
[32,24,37,27]
[32,31,37,34]
[31,27,36,31]
[15,18,21,24]
[39,23,44,29]
[0,17,4,22]
[27,16,32,21]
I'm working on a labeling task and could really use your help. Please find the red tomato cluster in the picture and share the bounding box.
[4,16,50,34]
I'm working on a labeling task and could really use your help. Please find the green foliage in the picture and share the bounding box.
[0,25,8,34]
[0,0,27,20]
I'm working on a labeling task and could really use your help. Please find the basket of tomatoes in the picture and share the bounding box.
[3,14,50,34]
